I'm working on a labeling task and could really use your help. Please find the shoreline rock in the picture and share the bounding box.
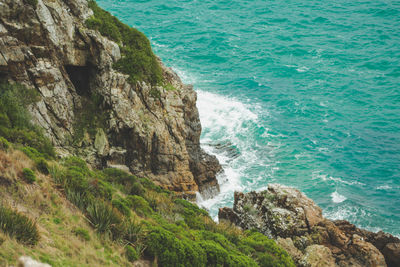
[219,184,400,267]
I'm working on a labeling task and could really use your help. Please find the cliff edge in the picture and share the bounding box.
[0,0,220,198]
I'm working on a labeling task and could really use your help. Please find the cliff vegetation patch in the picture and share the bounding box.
[86,0,164,86]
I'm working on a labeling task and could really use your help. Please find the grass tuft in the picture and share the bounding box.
[0,205,39,246]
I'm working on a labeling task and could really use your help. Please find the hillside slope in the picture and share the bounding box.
[0,0,220,199]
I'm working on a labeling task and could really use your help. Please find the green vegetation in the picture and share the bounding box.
[0,205,39,246]
[73,228,91,241]
[125,245,139,262]
[86,0,163,86]
[0,81,294,266]
[21,146,49,174]
[0,82,55,158]
[0,137,9,150]
[22,168,36,184]
[72,93,109,146]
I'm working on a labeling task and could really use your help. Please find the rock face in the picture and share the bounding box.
[219,184,400,267]
[0,0,221,198]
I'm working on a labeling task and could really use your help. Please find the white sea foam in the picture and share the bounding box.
[331,191,347,203]
[195,89,265,217]
[296,66,309,72]
[376,185,392,190]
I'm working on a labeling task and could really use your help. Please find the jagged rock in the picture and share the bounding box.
[277,237,304,264]
[18,256,51,267]
[334,220,400,267]
[300,245,336,267]
[219,184,392,267]
[0,0,221,198]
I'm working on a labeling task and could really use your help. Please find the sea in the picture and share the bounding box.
[97,0,400,237]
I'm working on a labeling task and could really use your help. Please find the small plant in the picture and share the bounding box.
[22,168,36,184]
[73,228,91,241]
[126,195,152,217]
[53,218,61,224]
[0,205,40,246]
[124,219,142,244]
[86,200,122,239]
[125,245,139,262]
[130,182,144,196]
[0,137,9,150]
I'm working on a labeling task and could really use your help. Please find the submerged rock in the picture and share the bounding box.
[219,184,399,266]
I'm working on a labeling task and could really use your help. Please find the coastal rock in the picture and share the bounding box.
[0,0,221,198]
[218,184,394,266]
[300,245,336,267]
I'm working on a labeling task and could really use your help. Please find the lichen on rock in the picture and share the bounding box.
[219,184,399,267]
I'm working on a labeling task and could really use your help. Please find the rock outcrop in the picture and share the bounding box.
[219,184,400,267]
[0,0,220,198]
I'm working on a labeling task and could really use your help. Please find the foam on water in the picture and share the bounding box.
[331,191,347,203]
[195,90,260,217]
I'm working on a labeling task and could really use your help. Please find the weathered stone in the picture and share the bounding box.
[277,237,304,265]
[219,184,391,267]
[0,0,221,198]
[300,245,336,267]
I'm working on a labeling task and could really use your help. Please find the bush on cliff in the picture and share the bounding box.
[0,205,39,246]
[0,82,55,158]
[86,0,163,86]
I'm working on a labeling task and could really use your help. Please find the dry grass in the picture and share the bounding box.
[0,150,32,185]
[0,149,131,266]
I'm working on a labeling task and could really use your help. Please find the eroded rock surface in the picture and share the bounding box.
[219,184,399,266]
[0,0,220,198]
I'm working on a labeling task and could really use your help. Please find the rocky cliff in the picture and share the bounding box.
[0,0,220,198]
[219,184,400,267]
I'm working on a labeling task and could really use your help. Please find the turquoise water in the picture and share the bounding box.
[98,0,400,236]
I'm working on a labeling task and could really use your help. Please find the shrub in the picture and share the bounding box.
[0,82,55,158]
[0,137,9,150]
[86,200,123,239]
[86,0,163,85]
[126,195,152,217]
[20,147,49,174]
[66,189,89,211]
[125,245,139,262]
[22,168,36,184]
[73,228,91,241]
[0,205,39,245]
[124,220,142,244]
[145,226,205,267]
[130,182,145,196]
[112,198,130,216]
[174,199,209,229]
[198,240,229,267]
[89,179,114,200]
[239,230,295,267]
